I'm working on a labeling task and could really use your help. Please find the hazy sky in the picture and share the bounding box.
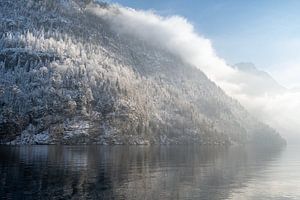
[107,0,300,88]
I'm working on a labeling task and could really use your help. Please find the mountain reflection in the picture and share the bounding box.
[0,145,283,199]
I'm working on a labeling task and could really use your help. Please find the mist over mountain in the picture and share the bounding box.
[233,62,286,96]
[0,0,285,146]
[87,1,297,143]
[228,62,300,142]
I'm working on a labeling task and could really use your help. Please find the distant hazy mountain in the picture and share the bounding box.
[0,0,285,146]
[233,62,286,96]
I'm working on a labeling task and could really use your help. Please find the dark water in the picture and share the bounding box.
[0,145,298,200]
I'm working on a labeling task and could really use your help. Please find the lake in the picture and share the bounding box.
[0,145,298,199]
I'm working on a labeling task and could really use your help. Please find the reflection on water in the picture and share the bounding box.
[0,145,296,199]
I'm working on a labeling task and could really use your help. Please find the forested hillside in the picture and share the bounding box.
[0,0,285,145]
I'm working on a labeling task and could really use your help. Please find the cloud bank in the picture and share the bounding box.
[87,3,300,142]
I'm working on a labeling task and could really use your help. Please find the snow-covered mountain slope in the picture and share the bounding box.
[0,0,285,145]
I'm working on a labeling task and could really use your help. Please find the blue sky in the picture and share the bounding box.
[106,0,300,88]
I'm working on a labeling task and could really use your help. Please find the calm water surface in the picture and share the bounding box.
[0,145,298,200]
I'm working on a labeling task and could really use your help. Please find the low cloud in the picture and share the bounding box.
[271,62,300,89]
[88,3,300,142]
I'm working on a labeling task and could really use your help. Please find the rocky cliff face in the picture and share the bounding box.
[0,0,285,145]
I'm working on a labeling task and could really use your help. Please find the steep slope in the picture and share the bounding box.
[0,0,285,145]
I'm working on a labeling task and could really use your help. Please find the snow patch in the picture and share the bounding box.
[8,124,50,145]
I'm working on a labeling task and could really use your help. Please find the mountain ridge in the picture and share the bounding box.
[233,62,286,95]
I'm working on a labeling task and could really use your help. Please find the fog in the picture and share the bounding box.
[88,4,300,142]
